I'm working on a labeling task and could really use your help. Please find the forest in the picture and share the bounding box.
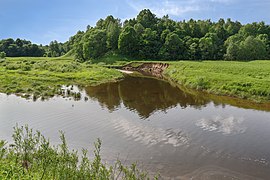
[1,9,270,61]
[0,39,69,58]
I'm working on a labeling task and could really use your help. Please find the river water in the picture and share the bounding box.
[0,74,270,179]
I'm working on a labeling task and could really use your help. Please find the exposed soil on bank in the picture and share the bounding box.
[122,62,169,78]
[119,62,270,111]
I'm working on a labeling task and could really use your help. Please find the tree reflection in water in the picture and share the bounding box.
[85,75,211,119]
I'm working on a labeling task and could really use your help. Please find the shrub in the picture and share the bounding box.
[0,125,156,179]
[0,51,6,59]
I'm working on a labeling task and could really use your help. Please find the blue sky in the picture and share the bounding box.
[0,0,270,45]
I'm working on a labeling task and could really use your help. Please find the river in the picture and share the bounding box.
[0,74,270,179]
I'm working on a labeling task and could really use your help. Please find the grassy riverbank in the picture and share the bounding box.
[0,55,269,102]
[164,60,270,102]
[0,56,123,100]
[115,59,270,102]
[0,125,153,179]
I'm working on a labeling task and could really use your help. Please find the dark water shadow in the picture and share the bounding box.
[85,75,211,119]
[85,74,270,119]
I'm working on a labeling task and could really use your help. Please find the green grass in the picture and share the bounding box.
[0,125,156,179]
[89,53,270,102]
[0,56,123,100]
[94,51,135,65]
[164,60,270,102]
[1,55,269,102]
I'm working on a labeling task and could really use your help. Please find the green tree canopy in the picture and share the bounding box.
[106,21,120,50]
[159,32,185,60]
[82,29,107,60]
[0,51,6,59]
[118,26,139,56]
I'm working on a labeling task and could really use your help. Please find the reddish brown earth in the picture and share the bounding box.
[122,62,169,78]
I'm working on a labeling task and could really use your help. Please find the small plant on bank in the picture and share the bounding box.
[0,51,6,59]
[0,125,157,180]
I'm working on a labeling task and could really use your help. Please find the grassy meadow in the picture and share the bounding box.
[0,55,269,102]
[0,57,269,179]
[165,60,270,102]
[0,56,123,100]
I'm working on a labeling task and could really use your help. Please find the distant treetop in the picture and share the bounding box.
[1,9,270,61]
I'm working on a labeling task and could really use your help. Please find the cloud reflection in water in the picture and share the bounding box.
[112,118,189,147]
[196,116,246,135]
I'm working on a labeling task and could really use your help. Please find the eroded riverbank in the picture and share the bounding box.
[120,61,270,104]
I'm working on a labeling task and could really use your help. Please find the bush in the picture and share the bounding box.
[5,63,21,70]
[0,51,6,59]
[0,125,157,179]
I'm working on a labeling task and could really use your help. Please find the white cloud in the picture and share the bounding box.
[209,0,236,5]
[151,2,200,17]
[127,0,237,17]
[210,0,233,3]
[127,0,201,17]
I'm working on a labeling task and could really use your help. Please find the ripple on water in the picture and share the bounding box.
[180,165,262,180]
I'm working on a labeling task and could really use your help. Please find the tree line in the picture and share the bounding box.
[0,38,70,57]
[73,9,270,61]
[0,38,44,57]
[1,9,270,61]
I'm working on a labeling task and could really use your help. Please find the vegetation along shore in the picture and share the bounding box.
[0,125,155,179]
[0,56,123,100]
[1,57,269,103]
[1,9,270,102]
[1,8,270,179]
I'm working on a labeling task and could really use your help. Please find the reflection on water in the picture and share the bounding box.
[112,117,190,147]
[1,74,270,179]
[85,75,270,115]
[85,75,211,118]
[196,116,246,135]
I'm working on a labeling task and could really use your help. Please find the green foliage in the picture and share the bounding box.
[118,26,139,56]
[165,60,270,102]
[69,9,270,62]
[66,31,84,55]
[94,51,135,65]
[224,18,242,36]
[136,9,158,29]
[96,15,121,30]
[1,10,270,61]
[199,33,219,60]
[240,36,267,60]
[0,38,45,57]
[0,51,6,59]
[185,37,200,60]
[138,28,161,59]
[72,16,122,61]
[0,56,123,100]
[0,125,154,179]
[224,43,240,60]
[74,41,85,61]
[159,32,185,60]
[224,35,268,60]
[106,21,121,50]
[83,29,108,60]
[0,38,70,58]
[44,40,69,57]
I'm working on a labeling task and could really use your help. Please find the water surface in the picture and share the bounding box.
[1,75,270,179]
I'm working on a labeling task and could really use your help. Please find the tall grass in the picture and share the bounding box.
[0,125,157,179]
[165,61,270,102]
[0,57,123,100]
